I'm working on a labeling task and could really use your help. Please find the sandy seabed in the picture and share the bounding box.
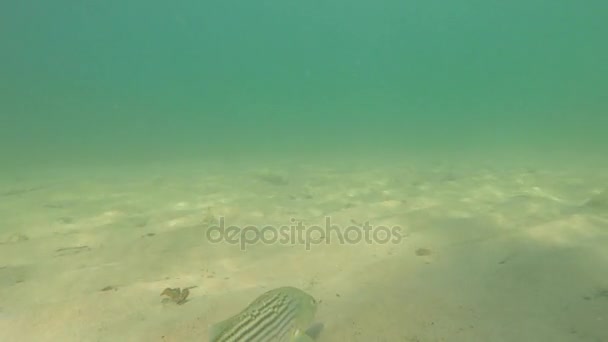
[1,155,607,341]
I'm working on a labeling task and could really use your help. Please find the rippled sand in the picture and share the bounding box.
[1,156,607,341]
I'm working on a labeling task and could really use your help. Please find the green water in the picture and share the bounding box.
[1,3,608,341]
[1,1,606,165]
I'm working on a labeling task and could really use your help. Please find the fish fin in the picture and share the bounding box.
[209,320,230,342]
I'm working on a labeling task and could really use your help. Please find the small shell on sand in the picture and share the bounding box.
[415,248,432,256]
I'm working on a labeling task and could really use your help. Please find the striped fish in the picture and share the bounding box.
[209,286,318,342]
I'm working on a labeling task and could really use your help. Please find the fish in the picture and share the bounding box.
[209,286,318,342]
